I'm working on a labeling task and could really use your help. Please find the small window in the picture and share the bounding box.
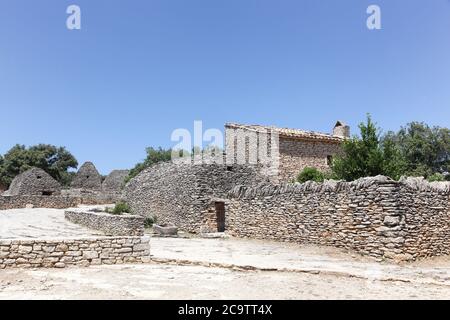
[36,176,42,179]
[42,191,53,196]
[226,166,233,172]
[327,155,333,166]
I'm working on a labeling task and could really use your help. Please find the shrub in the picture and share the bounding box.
[428,173,445,182]
[110,201,131,215]
[296,167,325,183]
[144,215,157,228]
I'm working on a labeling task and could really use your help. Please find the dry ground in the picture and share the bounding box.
[2,207,450,299]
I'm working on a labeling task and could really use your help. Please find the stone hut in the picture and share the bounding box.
[71,162,103,190]
[3,167,61,196]
[225,121,349,182]
[102,170,129,193]
[124,157,270,233]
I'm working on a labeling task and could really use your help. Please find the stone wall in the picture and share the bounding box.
[226,176,450,261]
[0,194,116,211]
[278,138,341,182]
[65,210,144,236]
[0,236,150,269]
[224,124,344,183]
[124,158,270,233]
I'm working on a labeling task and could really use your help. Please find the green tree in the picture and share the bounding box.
[332,115,407,181]
[0,144,78,187]
[126,147,173,183]
[382,122,450,178]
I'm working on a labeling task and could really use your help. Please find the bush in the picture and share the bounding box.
[428,173,445,182]
[296,167,325,183]
[109,201,131,215]
[144,215,157,228]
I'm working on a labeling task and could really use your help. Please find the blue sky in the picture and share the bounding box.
[0,0,449,174]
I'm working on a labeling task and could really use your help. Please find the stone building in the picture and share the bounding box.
[71,162,103,190]
[124,121,350,233]
[225,121,349,182]
[102,170,129,194]
[3,167,61,196]
[124,158,270,233]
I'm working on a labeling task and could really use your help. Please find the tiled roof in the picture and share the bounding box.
[225,123,345,143]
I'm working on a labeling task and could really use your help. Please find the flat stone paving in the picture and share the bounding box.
[2,208,450,299]
[150,237,450,286]
[2,263,450,299]
[0,207,104,239]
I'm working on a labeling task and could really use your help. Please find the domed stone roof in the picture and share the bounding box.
[4,167,61,196]
[102,170,129,193]
[70,162,103,190]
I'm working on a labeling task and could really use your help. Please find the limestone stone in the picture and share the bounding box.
[3,168,61,196]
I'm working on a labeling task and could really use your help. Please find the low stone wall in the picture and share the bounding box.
[226,176,450,262]
[65,210,145,236]
[0,194,117,211]
[0,236,150,269]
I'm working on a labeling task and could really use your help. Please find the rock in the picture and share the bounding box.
[83,251,99,259]
[383,216,400,227]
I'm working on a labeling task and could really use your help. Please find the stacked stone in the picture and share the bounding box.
[71,162,103,190]
[0,236,150,269]
[3,168,61,196]
[65,210,145,236]
[226,176,450,262]
[124,158,270,233]
[0,194,118,211]
[102,170,129,194]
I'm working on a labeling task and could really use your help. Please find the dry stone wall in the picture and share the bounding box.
[124,158,270,233]
[227,176,450,261]
[0,194,116,211]
[65,210,144,236]
[0,236,150,269]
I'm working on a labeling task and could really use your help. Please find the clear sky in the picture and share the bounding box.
[0,0,449,174]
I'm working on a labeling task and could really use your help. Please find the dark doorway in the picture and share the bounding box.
[42,191,53,196]
[215,202,225,232]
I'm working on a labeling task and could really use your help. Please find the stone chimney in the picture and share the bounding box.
[333,121,350,138]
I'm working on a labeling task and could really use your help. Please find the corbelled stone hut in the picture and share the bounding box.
[102,170,129,193]
[124,158,270,233]
[71,162,102,190]
[3,167,61,196]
